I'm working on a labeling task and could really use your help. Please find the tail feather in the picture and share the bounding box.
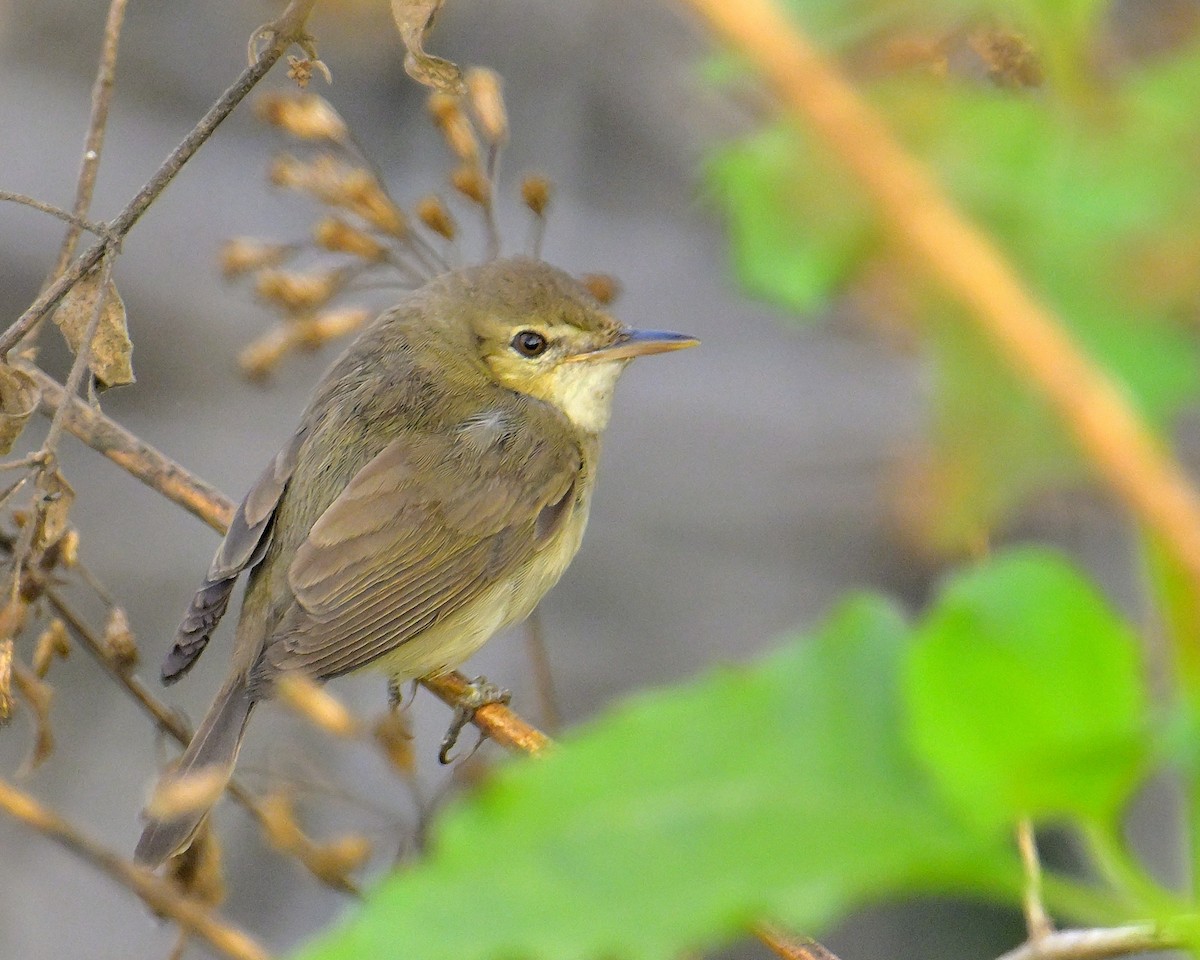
[135,676,255,867]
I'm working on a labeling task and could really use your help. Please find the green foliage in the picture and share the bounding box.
[298,548,1189,960]
[704,4,1200,548]
[906,549,1148,828]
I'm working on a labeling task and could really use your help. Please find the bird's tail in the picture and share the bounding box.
[134,674,255,867]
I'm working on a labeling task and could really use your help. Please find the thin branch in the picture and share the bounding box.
[678,0,1200,624]
[523,606,561,732]
[27,366,233,533]
[0,192,114,241]
[40,581,359,896]
[754,923,843,960]
[49,0,129,281]
[421,671,551,755]
[995,924,1178,960]
[0,0,319,359]
[1018,818,1054,941]
[0,777,271,960]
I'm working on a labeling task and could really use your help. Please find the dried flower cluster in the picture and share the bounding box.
[228,78,618,379]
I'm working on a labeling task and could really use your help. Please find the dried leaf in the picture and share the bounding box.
[102,606,138,672]
[52,271,135,388]
[0,366,39,455]
[12,661,54,772]
[34,468,74,554]
[390,0,465,93]
[32,619,70,678]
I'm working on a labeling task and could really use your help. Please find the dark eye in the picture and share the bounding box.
[511,330,548,358]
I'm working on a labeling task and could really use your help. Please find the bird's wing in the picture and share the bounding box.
[161,427,308,684]
[262,405,580,681]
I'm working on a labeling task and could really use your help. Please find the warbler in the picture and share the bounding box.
[134,257,697,865]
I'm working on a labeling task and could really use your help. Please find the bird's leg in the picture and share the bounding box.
[387,677,418,711]
[437,676,511,764]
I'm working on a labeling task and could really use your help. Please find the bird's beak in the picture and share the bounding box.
[566,329,700,363]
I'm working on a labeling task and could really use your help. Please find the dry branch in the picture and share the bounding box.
[0,777,271,960]
[678,0,1200,622]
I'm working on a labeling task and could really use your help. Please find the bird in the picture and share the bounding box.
[134,257,697,866]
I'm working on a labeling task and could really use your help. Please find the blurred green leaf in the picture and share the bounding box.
[705,14,1200,549]
[298,597,1018,960]
[905,548,1150,828]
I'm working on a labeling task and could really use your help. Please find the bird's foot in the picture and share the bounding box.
[438,676,511,765]
[387,677,418,711]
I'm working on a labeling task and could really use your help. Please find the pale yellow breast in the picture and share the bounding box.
[372,483,594,682]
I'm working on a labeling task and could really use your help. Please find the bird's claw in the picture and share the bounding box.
[437,676,510,765]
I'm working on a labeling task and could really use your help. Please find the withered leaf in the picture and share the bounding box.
[13,660,54,772]
[32,619,70,678]
[102,605,138,672]
[34,468,74,554]
[0,638,12,724]
[52,271,135,389]
[390,0,465,93]
[0,366,39,455]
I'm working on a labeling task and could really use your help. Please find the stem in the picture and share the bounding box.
[0,778,271,960]
[677,0,1200,641]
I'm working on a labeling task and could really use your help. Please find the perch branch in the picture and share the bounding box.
[679,0,1200,623]
[995,924,1179,960]
[0,777,271,960]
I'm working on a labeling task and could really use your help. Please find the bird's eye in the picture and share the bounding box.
[511,330,549,358]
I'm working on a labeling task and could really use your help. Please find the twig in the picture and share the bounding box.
[679,0,1200,623]
[0,777,271,960]
[39,581,359,896]
[995,924,1178,960]
[0,0,319,360]
[0,192,114,242]
[522,606,561,732]
[754,923,843,960]
[48,0,129,281]
[421,671,551,755]
[27,366,233,533]
[1018,818,1054,941]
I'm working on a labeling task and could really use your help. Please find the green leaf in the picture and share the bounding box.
[705,126,875,314]
[298,597,1016,960]
[905,548,1150,829]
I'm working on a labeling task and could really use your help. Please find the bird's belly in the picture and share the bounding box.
[372,501,590,682]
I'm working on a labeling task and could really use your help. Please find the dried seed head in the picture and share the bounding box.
[56,529,79,569]
[285,54,333,89]
[221,238,295,278]
[465,68,508,146]
[32,620,70,679]
[450,165,490,205]
[267,153,305,189]
[340,171,407,237]
[295,307,372,350]
[416,195,456,240]
[521,174,552,217]
[256,92,348,143]
[580,273,620,305]
[0,638,12,724]
[276,672,360,738]
[310,834,372,882]
[103,606,138,672]
[145,767,227,820]
[427,91,460,124]
[313,217,387,261]
[373,709,415,774]
[169,822,225,907]
[259,791,304,853]
[239,328,290,380]
[254,269,342,312]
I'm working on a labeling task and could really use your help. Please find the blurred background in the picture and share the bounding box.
[0,0,1192,957]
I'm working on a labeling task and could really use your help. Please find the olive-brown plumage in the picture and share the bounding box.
[134,258,696,866]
